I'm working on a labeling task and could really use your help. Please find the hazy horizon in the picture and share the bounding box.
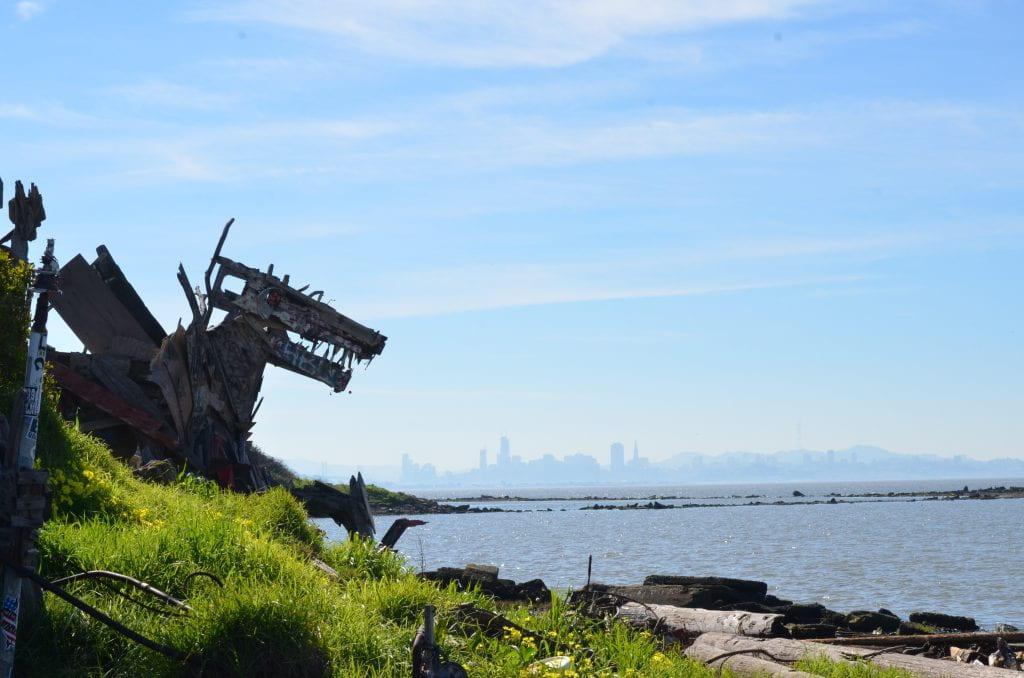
[5,1,1021,467]
[279,442,1024,489]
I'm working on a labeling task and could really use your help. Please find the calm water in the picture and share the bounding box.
[314,479,1024,629]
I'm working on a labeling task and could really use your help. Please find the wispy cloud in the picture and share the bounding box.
[194,0,828,67]
[15,1,43,21]
[18,94,1021,187]
[0,103,35,119]
[357,272,869,319]
[343,224,1022,319]
[108,80,237,111]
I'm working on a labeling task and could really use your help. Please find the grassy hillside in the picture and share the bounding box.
[2,250,711,677]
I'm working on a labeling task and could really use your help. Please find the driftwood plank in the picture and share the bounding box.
[686,638,815,677]
[695,632,1013,678]
[148,327,193,439]
[48,362,178,451]
[51,255,158,357]
[617,603,786,638]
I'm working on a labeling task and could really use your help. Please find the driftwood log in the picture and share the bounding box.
[616,602,786,638]
[694,632,1014,678]
[685,638,815,677]
[291,476,375,538]
[818,631,1024,647]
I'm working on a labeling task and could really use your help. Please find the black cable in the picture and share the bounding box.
[181,570,224,591]
[3,560,188,663]
[50,570,190,611]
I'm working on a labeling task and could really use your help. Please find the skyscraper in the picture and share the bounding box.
[479,448,487,470]
[632,441,640,464]
[610,442,625,471]
[497,435,511,466]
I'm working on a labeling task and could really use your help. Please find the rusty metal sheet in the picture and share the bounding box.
[47,361,178,451]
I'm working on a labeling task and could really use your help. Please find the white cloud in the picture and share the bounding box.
[356,270,869,319]
[0,103,35,119]
[15,1,43,21]
[195,0,827,67]
[108,80,237,111]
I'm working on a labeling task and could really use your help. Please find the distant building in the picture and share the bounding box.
[479,448,487,470]
[401,452,414,481]
[631,441,640,464]
[497,435,512,466]
[400,452,436,484]
[610,442,625,471]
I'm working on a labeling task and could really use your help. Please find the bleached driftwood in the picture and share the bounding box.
[694,632,1013,678]
[616,603,786,638]
[685,638,815,677]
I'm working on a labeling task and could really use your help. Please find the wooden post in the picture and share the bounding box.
[1,238,56,678]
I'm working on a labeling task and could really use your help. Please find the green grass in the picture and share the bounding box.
[3,249,721,677]
[797,654,917,678]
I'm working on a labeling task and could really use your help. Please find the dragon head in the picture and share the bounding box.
[203,221,386,392]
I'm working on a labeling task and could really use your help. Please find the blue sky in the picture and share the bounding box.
[2,0,1021,468]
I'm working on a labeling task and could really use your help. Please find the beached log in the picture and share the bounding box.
[694,632,1013,678]
[616,603,786,638]
[685,638,815,677]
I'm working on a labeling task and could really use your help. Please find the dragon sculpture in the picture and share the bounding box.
[47,220,386,494]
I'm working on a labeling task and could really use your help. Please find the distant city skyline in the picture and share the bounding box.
[298,436,1024,488]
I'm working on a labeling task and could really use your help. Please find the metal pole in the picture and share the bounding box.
[1,239,58,677]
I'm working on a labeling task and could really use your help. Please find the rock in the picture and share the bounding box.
[784,603,826,624]
[592,583,754,609]
[514,579,551,603]
[133,459,178,484]
[909,611,978,632]
[785,623,837,639]
[642,575,768,601]
[821,610,848,627]
[996,623,1020,633]
[465,563,499,581]
[764,595,793,608]
[898,621,935,635]
[845,610,901,633]
[420,568,548,602]
[792,490,805,497]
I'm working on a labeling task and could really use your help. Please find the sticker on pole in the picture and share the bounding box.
[1,595,18,649]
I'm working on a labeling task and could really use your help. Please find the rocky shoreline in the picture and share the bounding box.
[372,485,1024,515]
[420,564,1020,639]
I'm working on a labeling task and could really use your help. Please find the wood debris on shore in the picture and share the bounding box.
[423,563,1024,674]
